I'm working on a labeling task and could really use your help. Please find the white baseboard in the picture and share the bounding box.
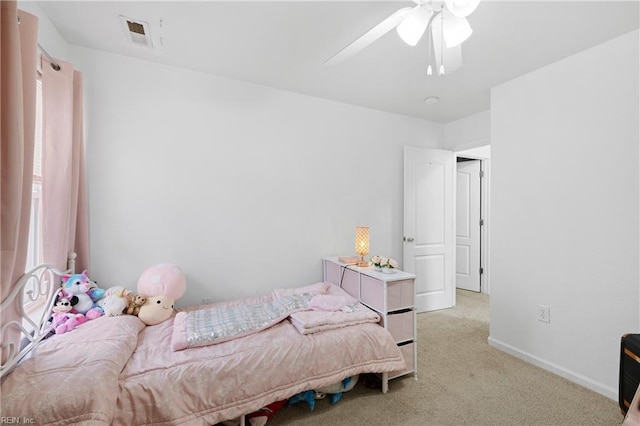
[487,336,617,401]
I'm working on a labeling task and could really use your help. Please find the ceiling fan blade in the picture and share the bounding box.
[325,6,416,65]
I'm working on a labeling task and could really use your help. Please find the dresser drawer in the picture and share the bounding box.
[361,276,414,312]
[384,310,414,343]
[389,342,415,379]
[323,261,359,298]
[341,267,360,299]
[387,279,414,311]
[324,260,340,286]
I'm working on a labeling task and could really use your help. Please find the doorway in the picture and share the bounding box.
[402,145,490,313]
[456,158,481,292]
[455,146,490,295]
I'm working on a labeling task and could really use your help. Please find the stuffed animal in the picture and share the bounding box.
[137,296,175,326]
[125,294,147,316]
[287,390,316,411]
[53,293,77,313]
[50,312,86,334]
[246,400,287,426]
[61,271,103,320]
[314,375,359,404]
[137,263,186,300]
[99,287,131,317]
[49,293,87,334]
[87,279,106,305]
[136,263,186,326]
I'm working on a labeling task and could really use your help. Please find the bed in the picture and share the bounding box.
[0,258,406,425]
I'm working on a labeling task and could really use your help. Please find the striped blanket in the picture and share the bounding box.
[171,282,380,351]
[172,293,312,350]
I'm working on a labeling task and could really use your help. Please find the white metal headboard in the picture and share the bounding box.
[0,252,77,380]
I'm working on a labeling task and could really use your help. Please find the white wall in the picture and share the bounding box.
[68,46,443,306]
[489,30,640,399]
[443,109,491,152]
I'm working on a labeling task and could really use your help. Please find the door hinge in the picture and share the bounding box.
[479,267,484,275]
[479,219,484,226]
[479,170,485,178]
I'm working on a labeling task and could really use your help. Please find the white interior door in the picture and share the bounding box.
[456,160,481,292]
[403,146,455,312]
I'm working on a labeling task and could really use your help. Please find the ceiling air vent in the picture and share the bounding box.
[120,16,154,48]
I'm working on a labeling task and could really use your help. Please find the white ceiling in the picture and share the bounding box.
[36,1,639,123]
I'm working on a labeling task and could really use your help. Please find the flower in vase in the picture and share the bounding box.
[371,255,397,270]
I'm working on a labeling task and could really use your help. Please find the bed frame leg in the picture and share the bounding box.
[239,415,246,426]
[381,372,389,394]
[67,251,77,273]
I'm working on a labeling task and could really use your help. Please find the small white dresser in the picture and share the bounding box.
[322,257,417,381]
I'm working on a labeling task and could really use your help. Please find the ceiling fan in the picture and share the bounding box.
[325,0,481,76]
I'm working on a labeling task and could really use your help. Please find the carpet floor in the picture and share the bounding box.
[267,289,623,426]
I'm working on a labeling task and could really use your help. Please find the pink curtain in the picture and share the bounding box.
[0,4,38,362]
[41,59,89,272]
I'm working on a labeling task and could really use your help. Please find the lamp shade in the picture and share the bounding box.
[355,227,370,256]
[435,9,472,48]
[396,6,433,47]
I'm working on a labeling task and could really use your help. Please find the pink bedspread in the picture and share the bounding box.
[1,285,405,425]
[1,315,145,425]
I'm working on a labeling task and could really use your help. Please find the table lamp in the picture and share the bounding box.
[355,226,370,267]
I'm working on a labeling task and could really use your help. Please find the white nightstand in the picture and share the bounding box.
[323,257,417,381]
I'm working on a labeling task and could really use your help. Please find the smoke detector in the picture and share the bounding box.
[120,16,154,48]
[423,96,440,105]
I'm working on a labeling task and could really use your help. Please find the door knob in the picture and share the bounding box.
[404,236,415,242]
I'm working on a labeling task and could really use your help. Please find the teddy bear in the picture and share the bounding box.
[61,271,104,320]
[48,293,87,334]
[125,294,147,316]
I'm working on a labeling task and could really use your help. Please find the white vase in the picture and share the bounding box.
[381,267,395,274]
[374,266,382,272]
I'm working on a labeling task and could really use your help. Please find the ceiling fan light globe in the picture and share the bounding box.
[444,0,481,18]
[442,12,472,47]
[396,6,433,47]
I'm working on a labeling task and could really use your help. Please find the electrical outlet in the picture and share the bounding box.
[537,305,550,323]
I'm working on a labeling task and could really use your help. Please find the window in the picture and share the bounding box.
[25,78,43,272]
[24,78,45,318]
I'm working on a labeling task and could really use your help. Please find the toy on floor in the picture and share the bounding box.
[137,263,186,326]
[314,375,359,404]
[287,390,316,411]
[61,271,103,320]
[246,399,287,426]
